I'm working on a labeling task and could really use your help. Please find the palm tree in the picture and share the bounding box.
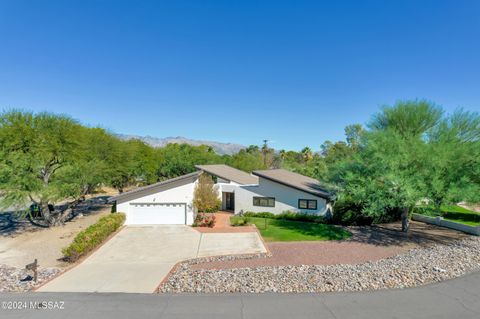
[301,147,313,163]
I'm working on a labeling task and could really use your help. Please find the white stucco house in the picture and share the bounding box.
[110,164,334,225]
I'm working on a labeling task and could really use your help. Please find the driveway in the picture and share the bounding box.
[37,226,266,293]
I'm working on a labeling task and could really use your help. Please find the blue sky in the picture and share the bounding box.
[0,0,479,151]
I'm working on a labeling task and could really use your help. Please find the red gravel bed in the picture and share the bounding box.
[191,241,413,270]
[194,211,257,233]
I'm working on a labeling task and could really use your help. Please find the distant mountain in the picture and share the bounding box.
[116,134,245,155]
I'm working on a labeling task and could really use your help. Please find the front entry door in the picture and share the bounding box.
[225,192,235,211]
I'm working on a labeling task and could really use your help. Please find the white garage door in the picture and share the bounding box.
[128,203,186,225]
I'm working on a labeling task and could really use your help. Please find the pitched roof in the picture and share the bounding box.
[252,169,333,200]
[108,171,200,203]
[195,164,258,185]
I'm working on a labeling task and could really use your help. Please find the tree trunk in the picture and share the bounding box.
[401,207,409,232]
[40,203,54,226]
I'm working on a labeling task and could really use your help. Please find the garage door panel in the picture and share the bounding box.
[128,203,186,225]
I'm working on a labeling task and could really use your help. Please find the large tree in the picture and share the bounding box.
[334,100,480,231]
[0,111,85,225]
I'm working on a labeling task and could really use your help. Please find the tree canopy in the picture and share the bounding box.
[1,101,479,230]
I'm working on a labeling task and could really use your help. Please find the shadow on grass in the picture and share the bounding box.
[443,211,480,224]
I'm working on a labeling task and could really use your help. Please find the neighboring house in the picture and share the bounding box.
[109,164,334,225]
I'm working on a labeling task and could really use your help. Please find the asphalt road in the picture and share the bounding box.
[1,270,480,319]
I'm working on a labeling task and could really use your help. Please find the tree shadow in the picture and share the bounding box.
[0,195,112,237]
[348,221,469,247]
[0,211,37,237]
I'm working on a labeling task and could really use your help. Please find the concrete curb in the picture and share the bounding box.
[412,213,480,236]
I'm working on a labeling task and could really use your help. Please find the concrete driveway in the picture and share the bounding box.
[38,226,266,293]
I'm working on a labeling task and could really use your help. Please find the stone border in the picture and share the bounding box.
[159,237,480,293]
[412,213,480,236]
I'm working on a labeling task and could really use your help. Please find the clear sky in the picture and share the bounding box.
[0,0,479,151]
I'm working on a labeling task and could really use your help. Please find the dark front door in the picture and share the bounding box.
[225,192,235,211]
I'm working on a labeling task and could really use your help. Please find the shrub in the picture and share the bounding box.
[243,212,276,219]
[243,211,326,223]
[193,174,221,213]
[62,213,125,262]
[330,197,373,226]
[276,211,326,223]
[230,216,250,226]
[414,206,440,217]
[192,212,216,227]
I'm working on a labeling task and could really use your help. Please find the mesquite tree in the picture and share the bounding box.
[0,111,82,225]
[333,100,480,231]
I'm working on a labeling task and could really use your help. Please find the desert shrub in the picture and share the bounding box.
[413,206,440,217]
[193,174,221,213]
[230,216,250,226]
[192,212,216,227]
[62,213,125,261]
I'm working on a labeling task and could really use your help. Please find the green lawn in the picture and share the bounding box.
[231,216,351,241]
[440,205,480,226]
[417,205,480,226]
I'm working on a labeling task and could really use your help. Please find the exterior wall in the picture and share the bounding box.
[117,178,198,225]
[234,177,328,215]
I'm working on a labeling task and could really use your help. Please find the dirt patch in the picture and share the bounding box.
[0,201,112,269]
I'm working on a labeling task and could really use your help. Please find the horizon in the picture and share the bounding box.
[1,0,479,150]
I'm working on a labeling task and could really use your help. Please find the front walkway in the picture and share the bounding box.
[38,225,266,293]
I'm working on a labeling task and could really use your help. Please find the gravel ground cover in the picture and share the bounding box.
[159,236,480,293]
[0,264,62,292]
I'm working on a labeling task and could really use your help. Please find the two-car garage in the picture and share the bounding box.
[111,171,200,226]
[128,203,186,225]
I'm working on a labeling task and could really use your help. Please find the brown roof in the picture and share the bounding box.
[108,171,201,203]
[252,169,333,200]
[195,164,258,185]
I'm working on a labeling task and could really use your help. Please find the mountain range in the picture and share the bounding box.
[116,134,245,155]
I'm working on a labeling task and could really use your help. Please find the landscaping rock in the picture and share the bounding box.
[0,264,62,292]
[159,237,480,293]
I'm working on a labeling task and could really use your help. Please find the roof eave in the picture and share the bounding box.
[108,171,200,203]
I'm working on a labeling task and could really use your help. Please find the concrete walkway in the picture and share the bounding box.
[2,270,479,318]
[38,226,266,293]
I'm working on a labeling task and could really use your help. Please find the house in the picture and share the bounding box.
[110,164,334,225]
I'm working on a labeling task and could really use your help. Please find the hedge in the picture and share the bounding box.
[62,212,126,262]
[243,211,326,223]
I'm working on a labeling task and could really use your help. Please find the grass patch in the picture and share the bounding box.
[232,216,351,241]
[416,205,480,226]
[62,212,126,262]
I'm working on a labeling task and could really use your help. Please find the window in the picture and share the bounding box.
[298,199,317,210]
[253,197,275,207]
